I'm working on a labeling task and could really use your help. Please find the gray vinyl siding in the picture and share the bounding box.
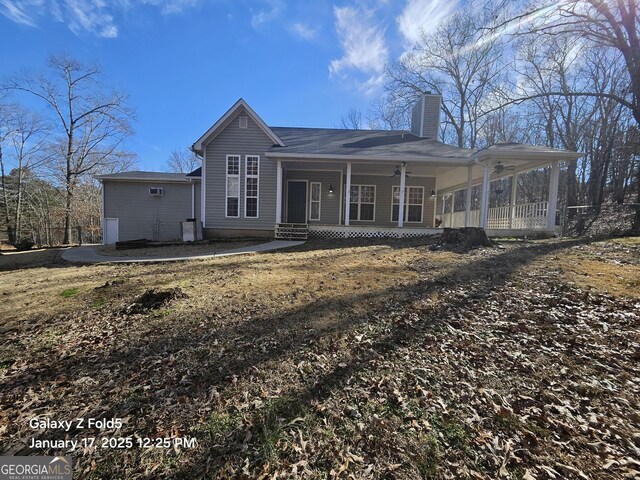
[204,108,276,231]
[347,175,437,228]
[283,170,342,224]
[103,181,196,241]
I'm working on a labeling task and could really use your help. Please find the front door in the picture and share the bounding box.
[287,181,307,223]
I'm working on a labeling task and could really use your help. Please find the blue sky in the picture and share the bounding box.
[0,0,460,170]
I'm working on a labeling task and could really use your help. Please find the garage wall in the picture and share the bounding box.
[103,180,197,242]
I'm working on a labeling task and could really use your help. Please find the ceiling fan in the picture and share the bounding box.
[390,165,412,178]
[493,161,516,174]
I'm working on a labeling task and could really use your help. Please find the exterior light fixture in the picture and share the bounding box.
[328,184,334,194]
[431,189,436,197]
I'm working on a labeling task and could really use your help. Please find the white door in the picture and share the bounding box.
[104,218,119,245]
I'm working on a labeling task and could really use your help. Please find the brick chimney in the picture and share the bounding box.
[410,92,441,140]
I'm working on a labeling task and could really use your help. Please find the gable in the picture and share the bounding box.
[192,98,286,154]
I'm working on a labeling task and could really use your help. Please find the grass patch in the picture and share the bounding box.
[60,287,79,298]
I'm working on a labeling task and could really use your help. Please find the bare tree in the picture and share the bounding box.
[167,149,200,173]
[4,54,135,244]
[494,0,640,229]
[0,104,16,243]
[339,108,364,129]
[385,2,507,148]
[6,107,48,240]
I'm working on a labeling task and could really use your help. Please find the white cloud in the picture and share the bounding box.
[0,0,203,37]
[396,0,459,47]
[291,22,317,41]
[329,5,388,94]
[250,0,283,29]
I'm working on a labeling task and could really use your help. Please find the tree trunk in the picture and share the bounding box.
[0,144,15,244]
[63,179,73,244]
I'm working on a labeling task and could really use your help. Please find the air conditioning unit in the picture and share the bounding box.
[149,187,164,196]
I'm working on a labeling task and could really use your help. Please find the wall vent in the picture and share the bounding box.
[149,187,164,196]
[239,116,248,129]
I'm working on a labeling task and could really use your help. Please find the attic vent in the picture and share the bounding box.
[149,187,164,196]
[239,116,248,129]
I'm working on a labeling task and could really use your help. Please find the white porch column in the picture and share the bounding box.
[479,163,491,229]
[398,162,406,228]
[509,172,518,229]
[547,161,560,230]
[275,160,283,224]
[345,162,352,226]
[464,165,473,227]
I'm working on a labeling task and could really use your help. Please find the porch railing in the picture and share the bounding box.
[441,201,549,230]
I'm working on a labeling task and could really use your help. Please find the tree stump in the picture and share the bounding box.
[433,227,494,250]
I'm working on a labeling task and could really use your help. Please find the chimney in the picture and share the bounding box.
[410,92,441,140]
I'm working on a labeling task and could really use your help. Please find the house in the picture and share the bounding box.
[98,95,581,244]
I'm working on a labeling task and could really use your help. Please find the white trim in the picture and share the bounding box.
[547,161,560,230]
[225,154,241,218]
[346,184,376,222]
[276,160,283,224]
[391,186,425,224]
[479,162,491,228]
[191,182,195,219]
[244,155,260,219]
[97,176,191,183]
[420,95,425,137]
[398,163,406,228]
[339,169,344,225]
[345,163,351,226]
[201,152,206,228]
[192,98,286,152]
[465,165,473,227]
[286,179,308,223]
[101,185,106,244]
[267,151,473,166]
[432,177,438,228]
[309,182,321,221]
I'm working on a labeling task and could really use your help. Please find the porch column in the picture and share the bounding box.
[464,165,473,227]
[398,162,407,228]
[547,161,560,230]
[275,160,283,224]
[345,162,352,226]
[479,162,491,229]
[509,172,517,229]
[441,194,447,227]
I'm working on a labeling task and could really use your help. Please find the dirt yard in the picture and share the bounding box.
[0,236,639,479]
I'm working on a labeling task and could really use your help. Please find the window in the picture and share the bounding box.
[245,156,259,218]
[392,186,424,223]
[310,182,321,221]
[348,185,375,221]
[149,187,163,196]
[226,155,240,217]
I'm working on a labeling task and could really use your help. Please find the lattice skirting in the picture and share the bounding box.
[308,226,441,239]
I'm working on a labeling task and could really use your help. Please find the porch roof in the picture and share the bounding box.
[267,127,476,164]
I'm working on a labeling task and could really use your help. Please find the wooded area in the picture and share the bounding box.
[369,0,640,231]
[0,55,134,246]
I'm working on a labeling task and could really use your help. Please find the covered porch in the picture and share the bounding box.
[268,145,580,239]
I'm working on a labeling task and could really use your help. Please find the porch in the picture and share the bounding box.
[269,147,570,239]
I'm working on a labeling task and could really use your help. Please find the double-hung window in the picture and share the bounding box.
[309,182,321,221]
[245,156,259,218]
[349,185,375,221]
[226,155,240,217]
[392,186,424,222]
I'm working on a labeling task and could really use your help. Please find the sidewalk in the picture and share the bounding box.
[61,240,305,264]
